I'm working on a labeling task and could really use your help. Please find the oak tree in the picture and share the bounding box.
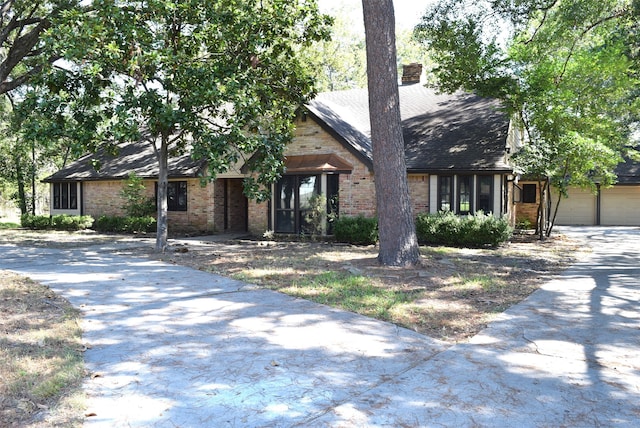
[415,0,639,237]
[0,0,82,95]
[33,0,330,252]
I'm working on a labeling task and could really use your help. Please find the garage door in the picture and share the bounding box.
[601,186,640,226]
[552,187,597,225]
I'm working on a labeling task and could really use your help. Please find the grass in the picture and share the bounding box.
[0,221,20,229]
[272,271,417,321]
[0,271,85,427]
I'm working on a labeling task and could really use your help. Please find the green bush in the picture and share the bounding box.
[120,173,156,217]
[94,215,156,234]
[51,215,94,231]
[415,211,512,248]
[515,217,533,230]
[333,215,378,245]
[21,214,48,229]
[21,214,94,231]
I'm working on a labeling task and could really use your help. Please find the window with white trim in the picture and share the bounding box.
[53,182,78,210]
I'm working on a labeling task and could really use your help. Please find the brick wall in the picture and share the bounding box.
[83,180,128,217]
[246,117,432,235]
[408,174,430,216]
[83,178,216,233]
[168,179,215,233]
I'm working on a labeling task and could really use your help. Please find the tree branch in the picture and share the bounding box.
[555,8,629,84]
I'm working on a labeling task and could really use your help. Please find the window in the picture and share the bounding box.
[326,175,339,234]
[477,176,493,213]
[274,174,339,234]
[275,176,297,233]
[298,176,321,233]
[457,175,473,214]
[53,183,78,210]
[156,181,188,211]
[438,176,453,211]
[522,184,537,204]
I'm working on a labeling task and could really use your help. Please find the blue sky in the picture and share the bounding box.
[317,0,434,31]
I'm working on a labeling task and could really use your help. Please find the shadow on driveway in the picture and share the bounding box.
[0,226,638,427]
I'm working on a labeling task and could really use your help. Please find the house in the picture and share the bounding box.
[45,69,520,235]
[48,65,638,235]
[42,70,517,235]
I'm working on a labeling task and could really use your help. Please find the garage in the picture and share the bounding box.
[552,187,597,225]
[600,185,640,225]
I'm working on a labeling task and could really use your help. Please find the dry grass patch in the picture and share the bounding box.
[0,271,85,428]
[155,232,584,342]
[0,227,584,343]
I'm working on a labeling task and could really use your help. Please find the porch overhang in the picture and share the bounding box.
[284,154,353,174]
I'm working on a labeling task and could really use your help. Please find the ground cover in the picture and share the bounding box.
[0,270,85,428]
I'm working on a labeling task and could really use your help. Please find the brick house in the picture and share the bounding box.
[45,74,529,235]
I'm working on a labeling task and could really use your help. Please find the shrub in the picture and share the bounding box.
[120,173,156,217]
[416,211,512,248]
[94,215,156,234]
[21,214,48,229]
[515,217,533,230]
[21,214,94,231]
[333,215,378,245]
[51,215,94,231]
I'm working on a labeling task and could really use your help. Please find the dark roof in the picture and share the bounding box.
[615,156,640,184]
[47,85,511,183]
[44,141,206,182]
[307,85,512,173]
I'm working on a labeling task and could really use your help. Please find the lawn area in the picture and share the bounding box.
[151,231,584,342]
[0,270,85,428]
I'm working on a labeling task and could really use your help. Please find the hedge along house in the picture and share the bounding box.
[44,66,519,235]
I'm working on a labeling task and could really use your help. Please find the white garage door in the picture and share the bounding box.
[552,188,597,225]
[601,186,640,226]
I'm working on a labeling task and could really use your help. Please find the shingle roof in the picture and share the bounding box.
[615,156,640,184]
[307,84,512,173]
[43,141,206,182]
[47,85,512,183]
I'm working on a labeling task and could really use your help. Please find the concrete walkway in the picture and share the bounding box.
[0,226,639,427]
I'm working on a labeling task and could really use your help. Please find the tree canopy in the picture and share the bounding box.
[0,0,81,95]
[415,0,640,235]
[22,0,331,250]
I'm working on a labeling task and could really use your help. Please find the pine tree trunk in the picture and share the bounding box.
[155,138,169,253]
[362,0,420,267]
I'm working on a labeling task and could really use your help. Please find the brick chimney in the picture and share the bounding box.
[401,63,423,85]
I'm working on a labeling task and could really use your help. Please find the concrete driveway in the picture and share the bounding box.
[0,226,639,427]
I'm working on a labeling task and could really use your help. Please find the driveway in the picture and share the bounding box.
[0,226,639,427]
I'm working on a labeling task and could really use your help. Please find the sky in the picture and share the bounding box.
[317,0,435,31]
